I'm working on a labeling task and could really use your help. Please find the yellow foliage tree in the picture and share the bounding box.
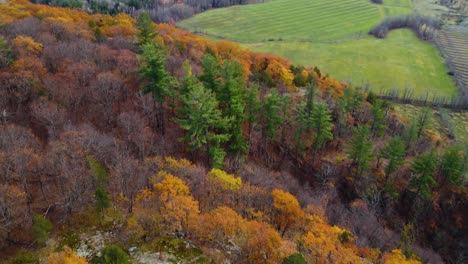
[154,172,191,199]
[47,247,88,264]
[12,36,42,57]
[265,59,294,90]
[191,206,246,243]
[136,172,200,232]
[383,249,422,264]
[208,168,242,191]
[271,189,304,236]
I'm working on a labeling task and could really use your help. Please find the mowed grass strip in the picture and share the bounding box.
[243,30,458,98]
[177,0,408,42]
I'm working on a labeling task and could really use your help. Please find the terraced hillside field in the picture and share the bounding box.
[178,0,458,99]
[435,30,468,97]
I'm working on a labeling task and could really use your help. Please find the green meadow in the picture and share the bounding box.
[178,0,458,98]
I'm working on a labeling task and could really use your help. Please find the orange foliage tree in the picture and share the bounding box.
[47,247,88,264]
[271,189,304,237]
[134,171,199,234]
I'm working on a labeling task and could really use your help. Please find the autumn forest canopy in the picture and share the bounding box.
[0,0,466,264]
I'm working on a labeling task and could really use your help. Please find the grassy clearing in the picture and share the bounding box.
[392,103,467,142]
[244,30,458,98]
[178,0,458,98]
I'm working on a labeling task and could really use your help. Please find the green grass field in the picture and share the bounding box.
[244,30,457,98]
[177,0,458,98]
[178,0,412,42]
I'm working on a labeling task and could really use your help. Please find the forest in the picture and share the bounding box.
[0,0,466,263]
[28,0,263,22]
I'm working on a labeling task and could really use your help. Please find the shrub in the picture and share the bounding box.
[7,250,39,264]
[98,245,129,264]
[282,253,307,264]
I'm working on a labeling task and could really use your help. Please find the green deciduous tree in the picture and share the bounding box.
[346,125,373,177]
[137,42,175,135]
[409,150,437,200]
[440,146,466,185]
[176,82,230,168]
[311,102,333,150]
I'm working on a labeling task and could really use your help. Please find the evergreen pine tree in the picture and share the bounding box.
[262,89,284,143]
[440,146,466,185]
[380,136,406,185]
[346,125,374,177]
[135,12,157,48]
[219,60,248,156]
[311,102,333,150]
[137,42,175,135]
[409,150,437,200]
[176,82,230,168]
[199,53,221,92]
[294,80,316,149]
[370,99,387,137]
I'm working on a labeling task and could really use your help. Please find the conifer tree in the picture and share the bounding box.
[219,60,248,156]
[440,146,465,185]
[32,214,53,245]
[346,125,373,177]
[402,121,418,151]
[87,157,111,220]
[380,136,406,185]
[409,150,437,200]
[295,80,316,149]
[416,107,431,139]
[137,42,174,135]
[135,12,157,48]
[199,53,221,92]
[262,89,285,143]
[176,82,230,168]
[311,102,333,150]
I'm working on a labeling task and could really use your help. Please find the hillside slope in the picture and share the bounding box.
[0,1,466,263]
